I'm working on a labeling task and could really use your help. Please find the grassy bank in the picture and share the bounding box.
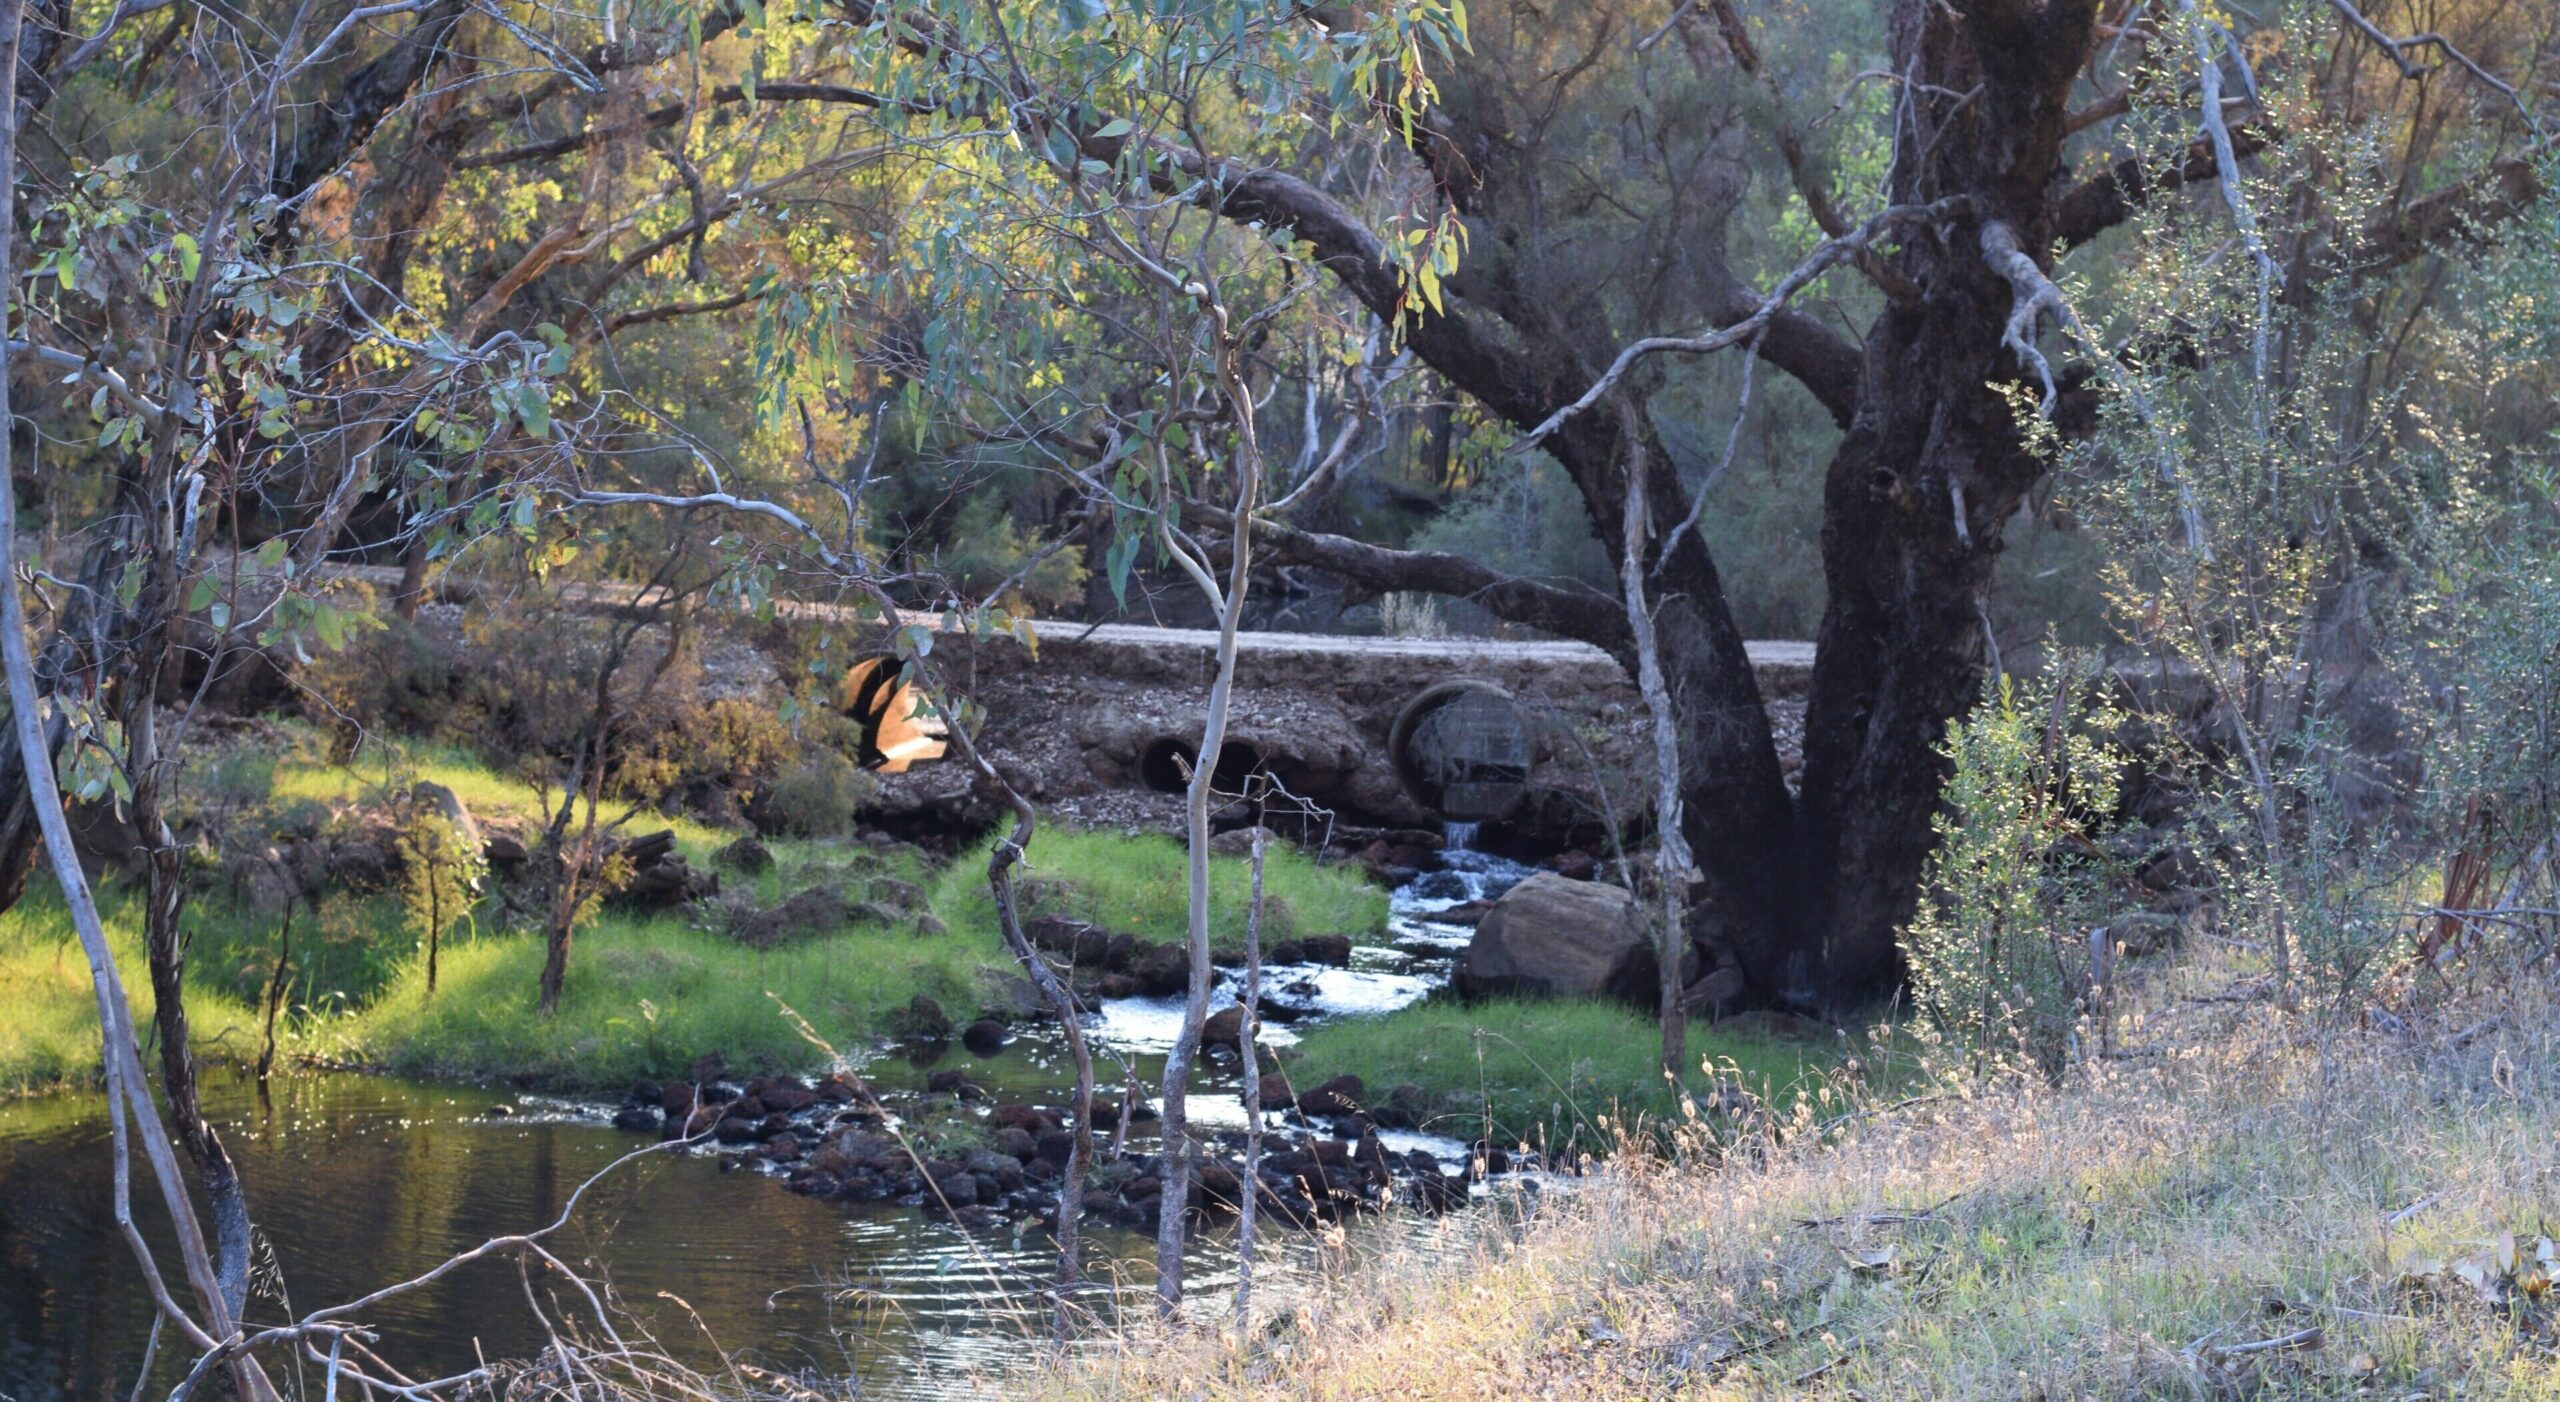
[1052,971,2560,1398]
[1278,998,1846,1151]
[929,824,1389,955]
[0,893,260,1097]
[0,738,1391,1095]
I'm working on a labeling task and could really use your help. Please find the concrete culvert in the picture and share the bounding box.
[1140,738,1194,793]
[1390,681,1530,821]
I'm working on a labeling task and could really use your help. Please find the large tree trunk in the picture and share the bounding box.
[1785,1,2100,999]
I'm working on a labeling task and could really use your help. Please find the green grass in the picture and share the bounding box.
[1279,997,1844,1151]
[930,824,1388,956]
[0,890,260,1098]
[315,909,996,1089]
[2,734,1395,1096]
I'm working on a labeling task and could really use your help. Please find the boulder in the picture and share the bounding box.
[1269,933,1353,966]
[610,1104,659,1134]
[1458,873,1652,1002]
[1682,965,1748,1017]
[913,912,950,939]
[1025,915,1118,967]
[1208,825,1280,857]
[867,877,927,912]
[408,781,483,852]
[1297,1074,1366,1118]
[960,1019,1008,1056]
[1128,942,1191,997]
[733,887,847,947]
[1202,1004,1252,1050]
[712,835,774,873]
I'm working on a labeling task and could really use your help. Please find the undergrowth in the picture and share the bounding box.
[1045,964,2560,1398]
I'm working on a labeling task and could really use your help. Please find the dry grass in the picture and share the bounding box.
[1042,959,2560,1398]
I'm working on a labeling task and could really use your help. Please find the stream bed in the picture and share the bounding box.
[0,840,1543,1400]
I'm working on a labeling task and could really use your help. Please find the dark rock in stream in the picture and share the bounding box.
[1297,1074,1366,1118]
[1127,942,1191,996]
[611,1104,660,1134]
[993,1103,1061,1134]
[1269,934,1354,966]
[960,1019,1008,1055]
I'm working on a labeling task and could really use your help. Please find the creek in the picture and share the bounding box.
[0,836,1541,1401]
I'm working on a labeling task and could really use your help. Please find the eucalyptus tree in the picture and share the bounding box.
[555,0,2551,1016]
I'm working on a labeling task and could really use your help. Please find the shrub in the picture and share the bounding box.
[1901,662,2129,1073]
[759,747,873,837]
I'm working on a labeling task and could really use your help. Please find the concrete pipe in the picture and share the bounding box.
[1388,681,1530,822]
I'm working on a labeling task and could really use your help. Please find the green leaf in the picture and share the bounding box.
[516,382,552,439]
[173,232,200,280]
[313,602,346,652]
[1093,117,1134,139]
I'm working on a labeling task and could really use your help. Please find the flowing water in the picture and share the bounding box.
[0,837,1541,1401]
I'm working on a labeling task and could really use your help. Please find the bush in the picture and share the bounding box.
[759,747,873,837]
[1901,662,2129,1073]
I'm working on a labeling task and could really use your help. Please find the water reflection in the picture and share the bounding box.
[0,837,1548,1400]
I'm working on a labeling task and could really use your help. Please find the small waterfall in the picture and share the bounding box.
[1441,820,1481,852]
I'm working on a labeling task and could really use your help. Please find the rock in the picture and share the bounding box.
[734,886,847,948]
[1270,933,1353,966]
[913,912,949,939]
[408,781,483,852]
[817,1072,864,1104]
[611,1104,659,1134]
[1202,1004,1252,1050]
[1459,873,1654,1003]
[927,1169,979,1208]
[892,995,952,1041]
[993,1103,1060,1134]
[960,1019,1008,1056]
[1087,1092,1159,1125]
[610,830,717,909]
[867,877,926,912]
[1096,973,1140,1000]
[991,1126,1038,1162]
[482,831,529,869]
[1369,1083,1428,1130]
[1208,825,1280,857]
[1406,870,1471,902]
[713,1116,761,1145]
[1550,848,1600,881]
[760,1080,819,1114]
[760,1133,805,1161]
[1246,1077,1296,1111]
[1682,965,1748,1017]
[1297,1074,1366,1118]
[1128,942,1191,997]
[687,1052,727,1084]
[1034,1129,1077,1166]
[713,835,773,873]
[1025,915,1118,966]
[629,1080,663,1107]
